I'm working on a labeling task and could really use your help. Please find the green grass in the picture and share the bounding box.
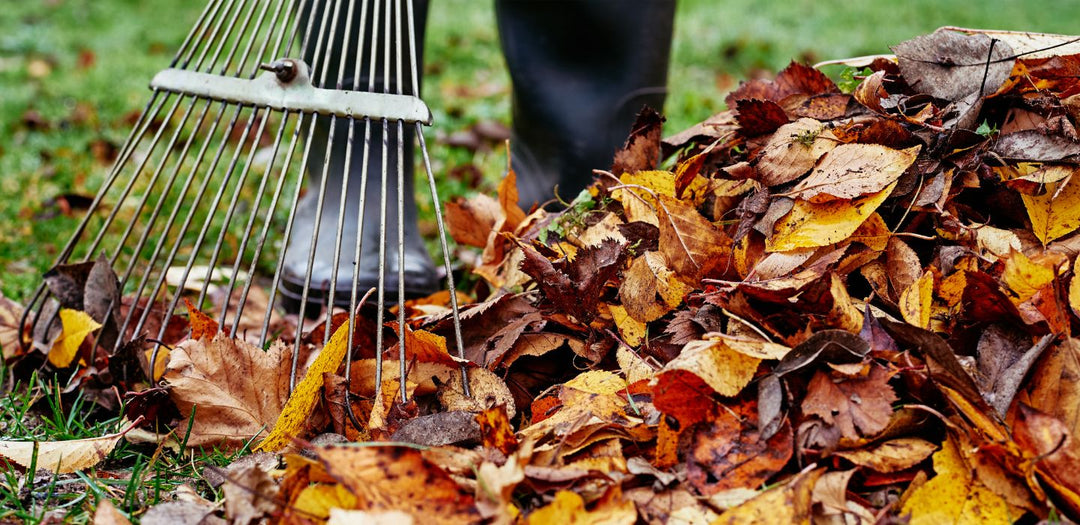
[1,0,1078,521]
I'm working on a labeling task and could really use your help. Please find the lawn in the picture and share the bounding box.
[0,0,1077,522]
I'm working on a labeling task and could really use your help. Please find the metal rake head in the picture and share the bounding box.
[20,0,468,425]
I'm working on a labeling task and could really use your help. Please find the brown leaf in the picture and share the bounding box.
[318,446,479,524]
[976,326,1055,417]
[219,459,280,525]
[1013,404,1080,520]
[735,99,789,136]
[685,398,794,494]
[619,251,692,323]
[802,364,898,441]
[93,500,132,525]
[726,61,840,107]
[894,28,1015,101]
[445,194,499,248]
[1025,338,1080,436]
[657,194,734,283]
[993,130,1080,163]
[519,238,626,323]
[164,335,291,447]
[755,118,839,187]
[833,437,938,473]
[611,106,664,176]
[788,144,920,202]
[0,292,24,359]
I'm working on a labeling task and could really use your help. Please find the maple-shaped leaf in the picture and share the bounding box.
[801,364,897,441]
[318,446,479,525]
[518,238,625,323]
[685,398,793,494]
[166,334,291,448]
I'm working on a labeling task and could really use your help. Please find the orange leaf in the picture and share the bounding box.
[476,405,518,456]
[184,298,218,340]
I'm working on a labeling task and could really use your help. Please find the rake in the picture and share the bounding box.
[19,0,469,423]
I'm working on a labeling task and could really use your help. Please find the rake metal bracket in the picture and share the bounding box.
[149,58,432,124]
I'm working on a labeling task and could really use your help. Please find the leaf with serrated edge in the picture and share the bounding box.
[767,181,897,252]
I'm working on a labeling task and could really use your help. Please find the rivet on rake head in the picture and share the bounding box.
[258,60,296,83]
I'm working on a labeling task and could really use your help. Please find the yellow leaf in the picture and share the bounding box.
[563,370,628,395]
[902,436,1020,525]
[790,144,920,202]
[143,346,170,382]
[663,339,761,397]
[1070,258,1080,319]
[767,181,896,252]
[899,270,934,329]
[1002,250,1056,303]
[611,170,677,226]
[706,333,790,360]
[616,346,655,384]
[527,490,637,525]
[1021,167,1080,244]
[293,483,358,519]
[48,309,101,368]
[0,424,132,474]
[974,225,1023,261]
[256,322,351,452]
[610,304,646,347]
[712,468,822,524]
[619,251,692,323]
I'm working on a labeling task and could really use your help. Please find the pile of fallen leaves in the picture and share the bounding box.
[6,27,1080,524]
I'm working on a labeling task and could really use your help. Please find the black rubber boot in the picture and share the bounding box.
[495,0,677,208]
[281,0,437,314]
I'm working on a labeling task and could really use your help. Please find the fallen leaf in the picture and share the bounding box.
[1020,167,1080,243]
[0,292,24,359]
[48,309,101,368]
[713,468,823,524]
[1013,404,1080,520]
[658,338,761,398]
[526,489,636,525]
[899,270,933,329]
[184,298,219,340]
[619,251,692,323]
[685,398,794,494]
[318,445,479,524]
[802,364,898,441]
[901,435,1021,525]
[328,509,415,525]
[789,144,920,202]
[220,459,279,525]
[93,500,132,525]
[767,181,897,252]
[166,335,291,448]
[657,194,734,282]
[476,405,518,456]
[755,118,839,187]
[833,438,938,473]
[0,422,135,474]
[894,28,1015,101]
